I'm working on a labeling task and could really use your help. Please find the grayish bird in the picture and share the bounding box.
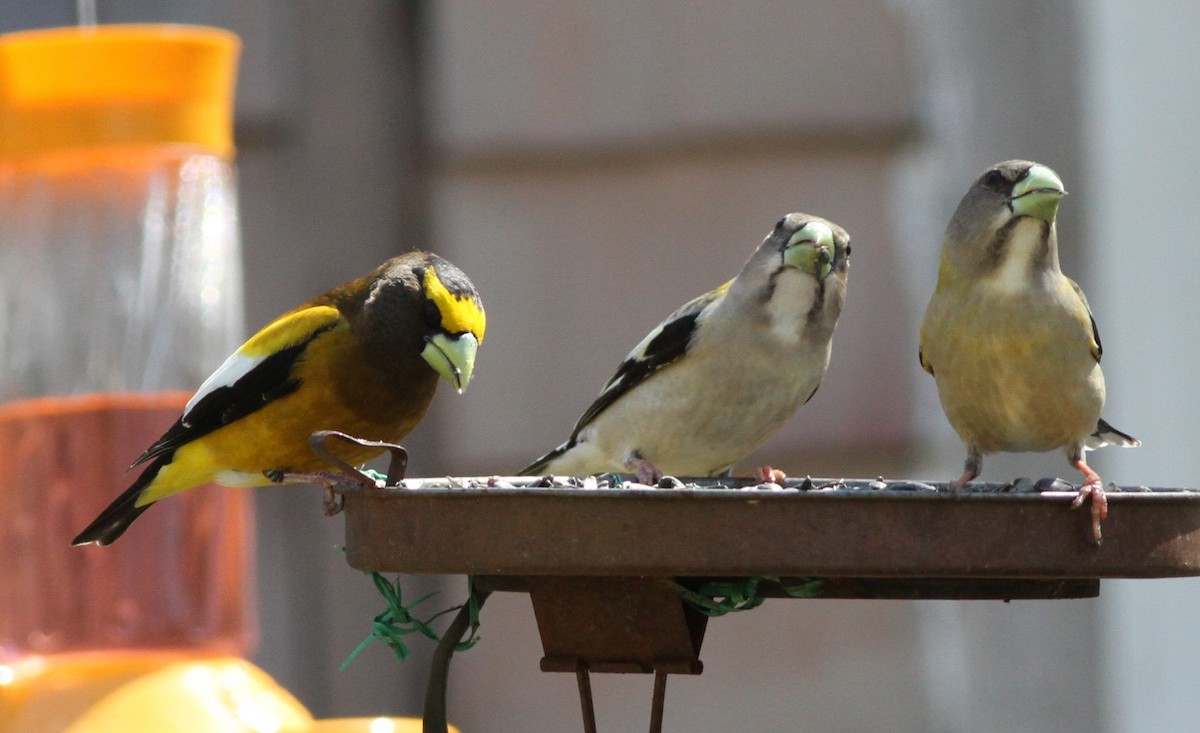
[522,213,850,483]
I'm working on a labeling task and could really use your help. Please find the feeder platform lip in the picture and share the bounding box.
[341,477,1200,580]
[348,474,1197,498]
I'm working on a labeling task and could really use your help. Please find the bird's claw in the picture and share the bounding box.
[323,483,345,516]
[753,466,787,484]
[625,455,663,485]
[1070,459,1108,544]
[1070,478,1107,544]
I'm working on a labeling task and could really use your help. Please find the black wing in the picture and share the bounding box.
[568,286,724,437]
[132,325,336,466]
[518,287,725,475]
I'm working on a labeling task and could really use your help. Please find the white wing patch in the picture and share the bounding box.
[167,305,343,438]
[623,322,665,364]
[184,351,266,419]
[633,292,719,358]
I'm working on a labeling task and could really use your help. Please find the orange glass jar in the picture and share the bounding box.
[0,26,253,666]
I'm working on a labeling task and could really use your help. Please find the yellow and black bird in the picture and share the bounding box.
[919,160,1138,542]
[72,251,485,546]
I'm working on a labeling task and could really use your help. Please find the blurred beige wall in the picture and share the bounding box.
[428,1,918,478]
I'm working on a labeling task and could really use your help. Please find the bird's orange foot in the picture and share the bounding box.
[1070,460,1107,544]
[948,448,981,493]
[753,466,787,484]
[625,455,662,485]
[948,470,973,493]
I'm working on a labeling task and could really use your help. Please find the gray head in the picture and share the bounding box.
[744,212,851,287]
[942,160,1067,280]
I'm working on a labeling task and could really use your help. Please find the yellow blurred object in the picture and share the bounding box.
[0,657,314,733]
[0,654,453,733]
[0,25,239,158]
[0,653,186,733]
[55,657,312,733]
[308,719,461,733]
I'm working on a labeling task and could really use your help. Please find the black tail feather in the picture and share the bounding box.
[71,461,162,546]
[518,440,574,476]
[1089,417,1141,449]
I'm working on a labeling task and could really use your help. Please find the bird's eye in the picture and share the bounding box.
[422,299,441,328]
[844,243,852,257]
[983,169,1005,188]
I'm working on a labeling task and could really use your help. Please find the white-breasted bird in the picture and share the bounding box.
[521,213,850,482]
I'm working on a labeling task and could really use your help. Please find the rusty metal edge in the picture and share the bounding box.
[342,485,1200,579]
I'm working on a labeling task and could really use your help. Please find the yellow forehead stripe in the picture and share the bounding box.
[423,267,486,341]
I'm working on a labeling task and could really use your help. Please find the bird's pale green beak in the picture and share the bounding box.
[783,221,835,280]
[1009,164,1066,223]
[422,332,479,393]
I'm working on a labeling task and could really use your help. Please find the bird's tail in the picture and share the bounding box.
[518,440,574,476]
[71,460,162,546]
[1085,418,1141,451]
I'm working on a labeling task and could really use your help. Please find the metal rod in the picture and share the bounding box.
[649,671,668,733]
[77,0,97,27]
[422,588,491,733]
[308,430,407,489]
[386,444,409,483]
[576,666,598,733]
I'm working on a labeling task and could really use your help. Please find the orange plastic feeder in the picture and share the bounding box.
[0,23,251,701]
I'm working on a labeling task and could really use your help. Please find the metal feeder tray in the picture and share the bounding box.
[313,432,1200,733]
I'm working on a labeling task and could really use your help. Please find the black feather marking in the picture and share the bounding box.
[1094,417,1136,444]
[132,324,336,468]
[570,293,710,435]
[1067,279,1103,362]
[519,440,574,476]
[518,289,719,475]
[71,458,163,546]
[801,383,821,406]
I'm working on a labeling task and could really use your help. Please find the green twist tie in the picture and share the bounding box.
[340,573,481,670]
[361,468,389,484]
[675,576,824,617]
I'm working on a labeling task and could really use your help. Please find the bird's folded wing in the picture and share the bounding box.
[1067,277,1103,362]
[131,305,346,466]
[568,285,726,437]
